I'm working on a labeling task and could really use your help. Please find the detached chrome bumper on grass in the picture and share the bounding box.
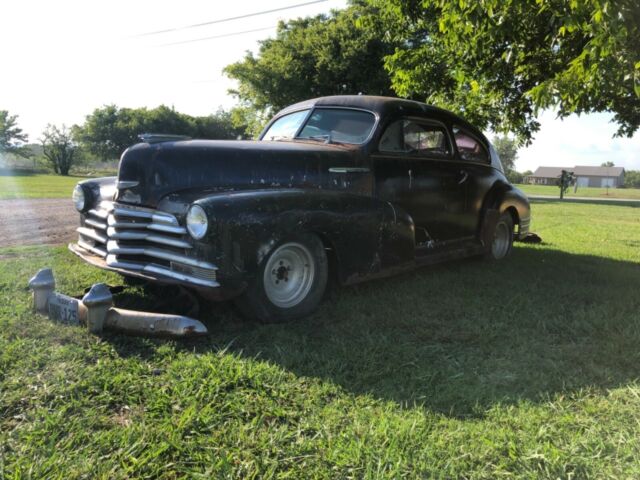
[73,201,219,289]
[28,268,208,337]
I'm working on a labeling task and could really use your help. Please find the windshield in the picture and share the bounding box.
[262,108,376,144]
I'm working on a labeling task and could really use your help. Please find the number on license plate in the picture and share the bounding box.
[47,292,80,325]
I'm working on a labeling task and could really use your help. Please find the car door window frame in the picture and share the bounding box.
[377,117,454,159]
[452,125,491,165]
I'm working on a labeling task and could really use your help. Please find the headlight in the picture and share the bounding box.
[186,204,208,239]
[72,185,86,212]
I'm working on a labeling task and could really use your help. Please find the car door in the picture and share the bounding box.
[449,125,496,238]
[372,117,469,246]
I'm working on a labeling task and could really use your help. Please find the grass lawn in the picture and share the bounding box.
[0,171,115,200]
[1,201,640,478]
[516,183,640,200]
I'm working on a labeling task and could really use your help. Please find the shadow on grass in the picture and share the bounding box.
[105,246,640,417]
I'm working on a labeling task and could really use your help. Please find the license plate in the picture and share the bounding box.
[47,292,80,325]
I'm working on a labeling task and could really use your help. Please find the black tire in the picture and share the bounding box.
[234,233,328,323]
[485,212,514,260]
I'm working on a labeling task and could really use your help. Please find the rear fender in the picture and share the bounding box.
[480,182,531,240]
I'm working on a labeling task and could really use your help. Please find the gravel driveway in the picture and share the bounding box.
[0,198,77,247]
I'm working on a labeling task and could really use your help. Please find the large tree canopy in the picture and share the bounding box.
[365,0,640,143]
[73,105,243,161]
[224,4,396,133]
[226,1,639,144]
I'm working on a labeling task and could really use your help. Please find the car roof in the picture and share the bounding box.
[274,95,486,141]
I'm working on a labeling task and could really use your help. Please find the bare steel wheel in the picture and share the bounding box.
[487,212,514,260]
[263,242,316,309]
[235,233,328,322]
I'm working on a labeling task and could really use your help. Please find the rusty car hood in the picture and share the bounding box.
[115,139,363,208]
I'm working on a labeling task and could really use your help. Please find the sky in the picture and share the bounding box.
[1,0,638,171]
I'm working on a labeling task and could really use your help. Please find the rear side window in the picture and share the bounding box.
[453,126,489,163]
[379,120,451,156]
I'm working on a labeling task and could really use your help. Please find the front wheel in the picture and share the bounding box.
[235,233,328,322]
[485,212,514,260]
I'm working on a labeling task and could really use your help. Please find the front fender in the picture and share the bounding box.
[77,176,117,209]
[192,189,415,285]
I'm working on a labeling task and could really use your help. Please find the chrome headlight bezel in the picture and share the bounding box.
[72,184,87,212]
[186,204,208,240]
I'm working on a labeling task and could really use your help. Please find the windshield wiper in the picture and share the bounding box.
[305,133,333,144]
[267,135,293,141]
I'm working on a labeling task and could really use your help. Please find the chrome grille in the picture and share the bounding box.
[76,201,218,287]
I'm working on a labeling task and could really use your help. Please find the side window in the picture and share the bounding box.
[379,119,451,157]
[453,126,489,163]
[261,109,309,141]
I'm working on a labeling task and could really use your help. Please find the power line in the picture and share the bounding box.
[158,25,277,46]
[136,0,328,37]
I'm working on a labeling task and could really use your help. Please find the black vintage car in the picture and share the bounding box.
[70,95,530,322]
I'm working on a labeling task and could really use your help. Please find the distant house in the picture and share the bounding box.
[525,165,625,188]
[573,165,625,188]
[525,167,565,185]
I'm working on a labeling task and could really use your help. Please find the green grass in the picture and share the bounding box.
[2,201,640,478]
[0,171,115,200]
[516,183,640,200]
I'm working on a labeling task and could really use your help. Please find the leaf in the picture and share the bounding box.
[593,10,603,23]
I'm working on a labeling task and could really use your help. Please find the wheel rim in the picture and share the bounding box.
[491,221,510,259]
[263,242,316,309]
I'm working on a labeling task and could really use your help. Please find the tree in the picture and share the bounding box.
[492,135,518,172]
[623,170,640,188]
[41,124,79,175]
[364,0,640,142]
[74,105,244,161]
[601,161,615,167]
[224,5,396,123]
[0,110,31,159]
[558,169,575,199]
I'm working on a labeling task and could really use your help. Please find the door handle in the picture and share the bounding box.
[458,170,469,185]
[328,167,370,173]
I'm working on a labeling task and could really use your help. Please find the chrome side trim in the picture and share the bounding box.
[105,255,219,288]
[151,213,180,226]
[88,208,110,219]
[106,215,187,234]
[146,223,187,234]
[106,227,192,249]
[117,180,139,189]
[144,264,219,288]
[106,241,216,270]
[77,227,108,244]
[78,239,107,257]
[113,207,153,220]
[85,218,107,230]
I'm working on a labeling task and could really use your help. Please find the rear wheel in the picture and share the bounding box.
[235,233,328,322]
[486,212,514,260]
